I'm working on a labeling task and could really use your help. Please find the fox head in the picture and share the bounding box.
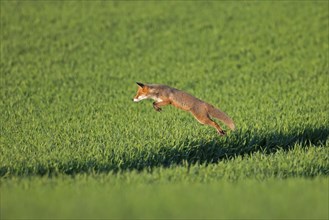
[133,82,152,102]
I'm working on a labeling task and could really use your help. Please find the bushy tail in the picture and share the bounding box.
[207,105,236,131]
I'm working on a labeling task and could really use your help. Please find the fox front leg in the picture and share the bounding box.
[153,102,162,112]
[153,100,171,112]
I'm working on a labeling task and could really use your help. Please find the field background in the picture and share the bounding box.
[1,1,328,219]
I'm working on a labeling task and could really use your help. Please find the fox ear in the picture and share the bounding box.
[136,82,145,88]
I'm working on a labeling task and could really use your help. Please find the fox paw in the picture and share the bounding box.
[218,130,226,136]
[153,104,162,112]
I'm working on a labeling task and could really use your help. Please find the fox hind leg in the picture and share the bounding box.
[192,112,226,136]
[207,118,226,136]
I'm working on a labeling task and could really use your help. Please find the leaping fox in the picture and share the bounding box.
[132,82,235,136]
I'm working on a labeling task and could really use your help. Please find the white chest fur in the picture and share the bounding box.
[151,96,163,102]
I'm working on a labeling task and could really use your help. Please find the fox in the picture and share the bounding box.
[132,82,235,136]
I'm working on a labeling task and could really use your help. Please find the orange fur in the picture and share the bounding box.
[133,82,235,135]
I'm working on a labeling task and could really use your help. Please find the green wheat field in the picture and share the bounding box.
[1,1,328,219]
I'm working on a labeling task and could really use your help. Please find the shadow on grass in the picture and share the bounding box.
[123,126,329,171]
[1,126,328,176]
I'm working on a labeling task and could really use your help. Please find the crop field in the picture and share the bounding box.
[1,1,328,219]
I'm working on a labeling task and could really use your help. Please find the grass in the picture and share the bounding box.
[2,177,328,219]
[1,1,328,219]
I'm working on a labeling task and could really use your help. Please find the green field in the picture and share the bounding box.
[1,1,328,219]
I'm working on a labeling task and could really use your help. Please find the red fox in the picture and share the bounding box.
[133,82,235,135]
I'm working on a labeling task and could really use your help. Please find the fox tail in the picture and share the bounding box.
[207,105,236,131]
